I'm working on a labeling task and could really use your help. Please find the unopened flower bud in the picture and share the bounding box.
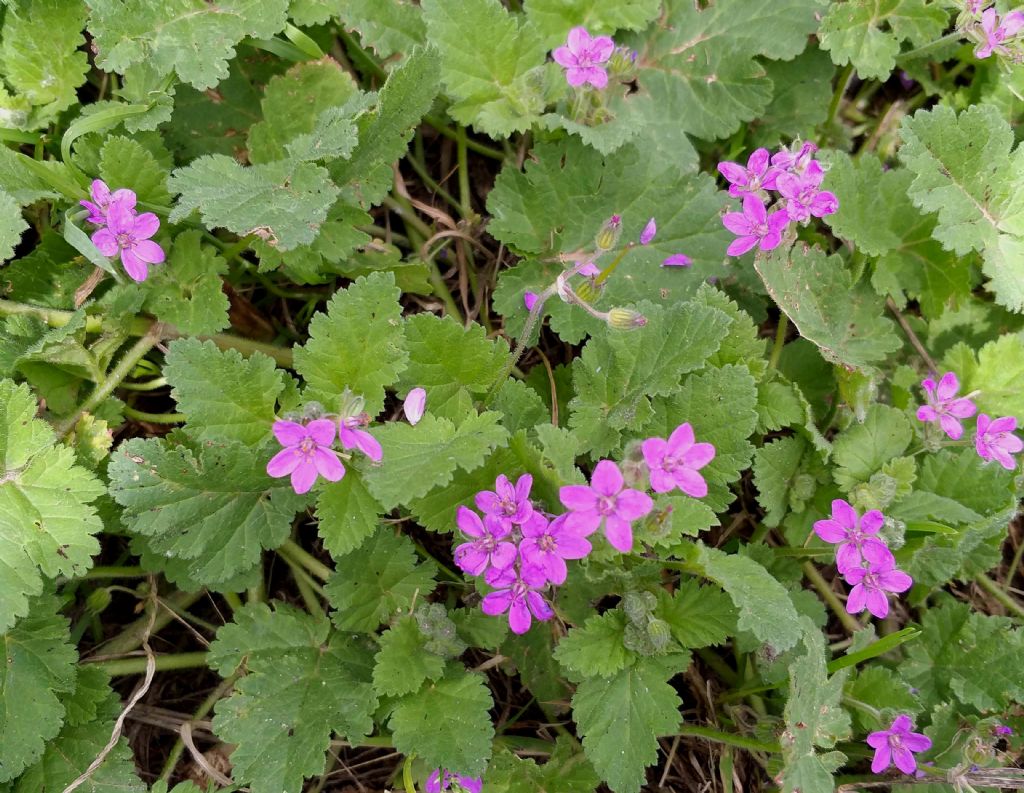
[574,279,604,304]
[302,401,325,420]
[595,214,623,251]
[86,588,112,614]
[607,307,647,330]
[607,45,639,79]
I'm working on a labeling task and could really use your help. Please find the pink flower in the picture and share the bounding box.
[524,290,539,311]
[80,179,135,225]
[843,557,913,619]
[915,371,977,440]
[518,513,593,585]
[338,414,382,462]
[559,460,653,552]
[639,217,657,245]
[717,148,774,197]
[813,499,894,573]
[775,162,838,224]
[770,141,819,177]
[475,474,534,529]
[90,197,165,282]
[453,506,517,576]
[404,387,426,425]
[426,769,482,793]
[867,715,932,775]
[976,8,1024,58]
[641,423,715,498]
[661,253,692,267]
[552,27,614,89]
[481,564,553,634]
[975,413,1023,470]
[722,194,790,256]
[266,419,344,494]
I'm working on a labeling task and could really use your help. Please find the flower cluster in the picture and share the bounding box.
[456,423,715,633]
[717,141,837,256]
[426,769,482,793]
[82,179,165,282]
[265,398,383,494]
[814,499,912,619]
[965,3,1024,59]
[915,371,1022,470]
[867,715,932,775]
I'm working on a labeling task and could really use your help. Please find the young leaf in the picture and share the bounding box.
[144,231,230,336]
[832,405,912,490]
[755,244,901,371]
[0,379,104,633]
[361,412,509,509]
[0,596,78,783]
[572,656,683,793]
[210,603,377,793]
[421,0,547,136]
[372,615,447,697]
[388,665,495,777]
[779,620,852,793]
[819,0,947,80]
[326,530,437,632]
[108,437,307,587]
[899,104,1024,311]
[293,272,407,417]
[87,0,291,90]
[654,580,738,649]
[555,610,637,679]
[164,338,285,447]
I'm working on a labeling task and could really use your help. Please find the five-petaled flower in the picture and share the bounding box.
[90,197,165,282]
[425,769,482,793]
[560,459,653,552]
[552,26,615,88]
[775,162,838,224]
[476,474,534,529]
[453,506,517,577]
[867,715,932,775]
[843,557,913,619]
[975,8,1024,58]
[266,419,344,494]
[722,194,790,256]
[641,422,716,498]
[813,499,894,573]
[975,413,1023,470]
[338,414,383,462]
[482,564,554,634]
[915,371,977,440]
[717,148,777,197]
[519,513,593,585]
[80,179,135,225]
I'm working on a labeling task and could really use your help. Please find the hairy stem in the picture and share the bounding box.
[84,651,208,677]
[976,572,1024,621]
[802,562,862,634]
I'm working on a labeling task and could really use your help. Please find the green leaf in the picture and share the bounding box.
[572,656,682,793]
[388,665,495,777]
[87,0,291,90]
[755,244,901,370]
[526,0,661,44]
[484,735,601,793]
[644,364,759,512]
[361,412,509,510]
[164,338,285,446]
[0,191,27,264]
[901,600,1024,712]
[0,379,104,633]
[168,155,340,251]
[679,542,802,652]
[654,581,737,649]
[555,610,637,679]
[965,333,1024,420]
[373,615,447,697]
[0,145,73,205]
[398,313,509,395]
[108,436,306,587]
[335,0,426,58]
[568,301,731,456]
[749,49,834,148]
[293,272,407,417]
[210,603,377,793]
[845,666,920,732]
[631,0,826,141]
[899,104,1024,311]
[754,436,812,526]
[98,135,172,207]
[326,530,437,632]
[0,596,77,783]
[421,0,546,136]
[779,620,852,793]
[143,231,230,336]
[247,59,360,165]
[832,405,912,490]
[315,473,383,559]
[0,0,89,128]
[819,0,947,80]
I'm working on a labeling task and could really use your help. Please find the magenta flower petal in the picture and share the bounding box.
[132,212,160,239]
[814,519,847,544]
[674,468,708,498]
[313,447,344,482]
[871,744,893,774]
[639,217,657,245]
[552,45,576,67]
[91,228,119,257]
[661,253,692,267]
[590,35,615,62]
[566,26,591,52]
[559,485,597,511]
[120,248,149,282]
[454,543,489,576]
[404,387,426,425]
[846,583,868,614]
[291,460,319,494]
[615,488,653,521]
[726,235,759,256]
[273,420,308,446]
[590,459,623,496]
[565,510,602,534]
[457,506,486,538]
[306,419,337,446]
[133,239,166,264]
[266,447,301,477]
[481,589,513,616]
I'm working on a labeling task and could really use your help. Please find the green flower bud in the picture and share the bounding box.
[607,308,647,330]
[86,588,112,614]
[595,214,623,251]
